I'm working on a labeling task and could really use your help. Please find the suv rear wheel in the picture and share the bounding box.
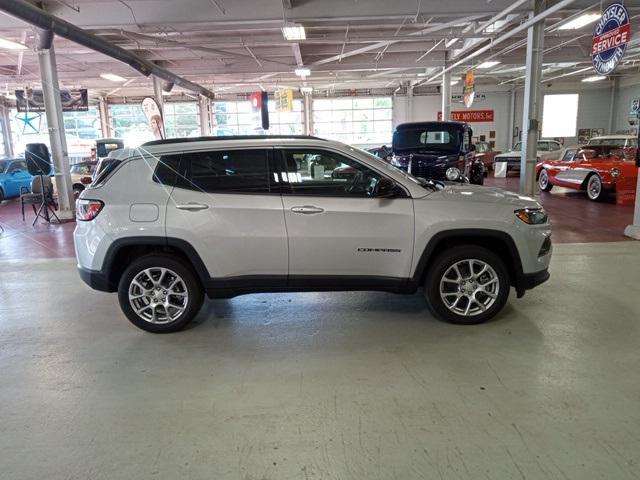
[117,254,204,333]
[425,246,509,325]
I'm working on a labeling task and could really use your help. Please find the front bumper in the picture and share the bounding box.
[515,268,550,298]
[78,266,112,292]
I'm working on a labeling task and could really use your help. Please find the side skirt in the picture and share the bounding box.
[205,275,419,299]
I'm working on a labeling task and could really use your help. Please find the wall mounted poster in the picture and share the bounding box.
[15,88,88,112]
[578,128,591,144]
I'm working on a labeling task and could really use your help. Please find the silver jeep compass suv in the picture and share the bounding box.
[75,135,551,333]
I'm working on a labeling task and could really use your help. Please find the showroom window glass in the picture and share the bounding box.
[541,94,579,138]
[312,97,393,146]
[212,99,304,135]
[10,107,101,162]
[164,102,200,138]
[110,104,154,148]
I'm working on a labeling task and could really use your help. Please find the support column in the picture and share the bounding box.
[406,83,414,123]
[441,53,451,121]
[607,77,619,134]
[624,119,640,240]
[1,105,14,157]
[199,96,211,136]
[98,96,111,138]
[520,0,545,196]
[153,75,164,113]
[36,35,74,219]
[507,86,516,151]
[303,92,313,135]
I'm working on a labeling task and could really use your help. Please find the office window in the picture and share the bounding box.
[312,97,393,145]
[212,100,304,135]
[110,104,153,147]
[164,102,200,138]
[542,94,579,138]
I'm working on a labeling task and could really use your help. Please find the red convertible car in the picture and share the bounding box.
[536,145,637,202]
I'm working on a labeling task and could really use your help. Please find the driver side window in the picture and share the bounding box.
[561,149,576,162]
[281,149,384,197]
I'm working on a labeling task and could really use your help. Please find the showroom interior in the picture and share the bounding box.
[0,0,639,478]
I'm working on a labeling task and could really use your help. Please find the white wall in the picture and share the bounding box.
[392,90,513,152]
[613,80,640,134]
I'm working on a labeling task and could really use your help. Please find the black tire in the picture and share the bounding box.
[117,254,204,333]
[538,169,553,192]
[424,246,510,325]
[586,174,604,201]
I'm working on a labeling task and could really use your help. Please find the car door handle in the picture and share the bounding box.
[291,205,324,215]
[176,202,209,211]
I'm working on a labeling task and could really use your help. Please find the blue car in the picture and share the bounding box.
[0,158,33,203]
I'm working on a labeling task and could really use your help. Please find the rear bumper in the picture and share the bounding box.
[78,266,112,292]
[516,268,550,298]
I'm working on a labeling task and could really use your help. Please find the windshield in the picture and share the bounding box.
[356,148,441,191]
[0,160,9,174]
[588,138,637,147]
[393,126,462,153]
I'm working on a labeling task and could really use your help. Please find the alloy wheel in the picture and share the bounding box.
[439,259,499,317]
[128,267,189,324]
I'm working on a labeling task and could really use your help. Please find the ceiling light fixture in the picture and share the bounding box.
[558,13,601,30]
[450,79,459,86]
[582,75,607,82]
[0,37,28,50]
[477,60,501,69]
[100,73,127,82]
[295,68,311,77]
[282,24,306,41]
[445,38,459,48]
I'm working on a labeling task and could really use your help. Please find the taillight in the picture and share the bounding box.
[76,199,104,221]
[80,176,92,185]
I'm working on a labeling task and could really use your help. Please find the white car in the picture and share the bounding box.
[494,139,563,172]
[586,134,638,149]
[74,136,552,333]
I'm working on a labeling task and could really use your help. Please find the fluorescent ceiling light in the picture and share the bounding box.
[100,73,127,82]
[582,75,607,82]
[450,79,459,86]
[282,24,306,41]
[295,68,311,77]
[0,37,28,50]
[477,60,500,69]
[558,13,600,30]
[300,86,313,94]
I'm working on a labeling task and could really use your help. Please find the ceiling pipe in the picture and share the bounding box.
[474,0,529,33]
[0,0,215,99]
[423,0,580,85]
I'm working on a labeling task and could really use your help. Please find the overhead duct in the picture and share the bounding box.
[0,0,215,99]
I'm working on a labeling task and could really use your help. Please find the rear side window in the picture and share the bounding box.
[93,159,121,185]
[153,154,184,187]
[178,149,272,193]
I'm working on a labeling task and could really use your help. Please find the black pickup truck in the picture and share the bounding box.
[390,121,484,185]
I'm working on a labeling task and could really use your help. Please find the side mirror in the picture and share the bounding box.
[375,177,399,198]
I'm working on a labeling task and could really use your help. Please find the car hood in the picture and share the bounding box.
[439,183,541,208]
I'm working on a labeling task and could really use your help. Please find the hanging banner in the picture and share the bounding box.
[141,97,165,140]
[463,70,475,108]
[275,88,293,112]
[15,88,88,112]
[592,3,630,75]
[249,91,269,131]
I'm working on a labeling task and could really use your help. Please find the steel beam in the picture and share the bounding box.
[520,0,545,196]
[441,53,451,122]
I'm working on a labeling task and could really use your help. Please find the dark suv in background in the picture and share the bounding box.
[390,121,484,185]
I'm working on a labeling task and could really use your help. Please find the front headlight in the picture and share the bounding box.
[446,167,461,181]
[611,167,620,177]
[515,208,548,225]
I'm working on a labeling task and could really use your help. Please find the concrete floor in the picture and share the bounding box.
[1,242,640,479]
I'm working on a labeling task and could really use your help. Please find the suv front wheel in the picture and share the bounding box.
[118,254,204,333]
[425,246,509,325]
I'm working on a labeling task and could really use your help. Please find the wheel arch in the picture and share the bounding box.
[413,229,526,296]
[102,237,209,292]
[580,170,600,190]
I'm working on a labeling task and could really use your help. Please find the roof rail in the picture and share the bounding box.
[141,135,325,147]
